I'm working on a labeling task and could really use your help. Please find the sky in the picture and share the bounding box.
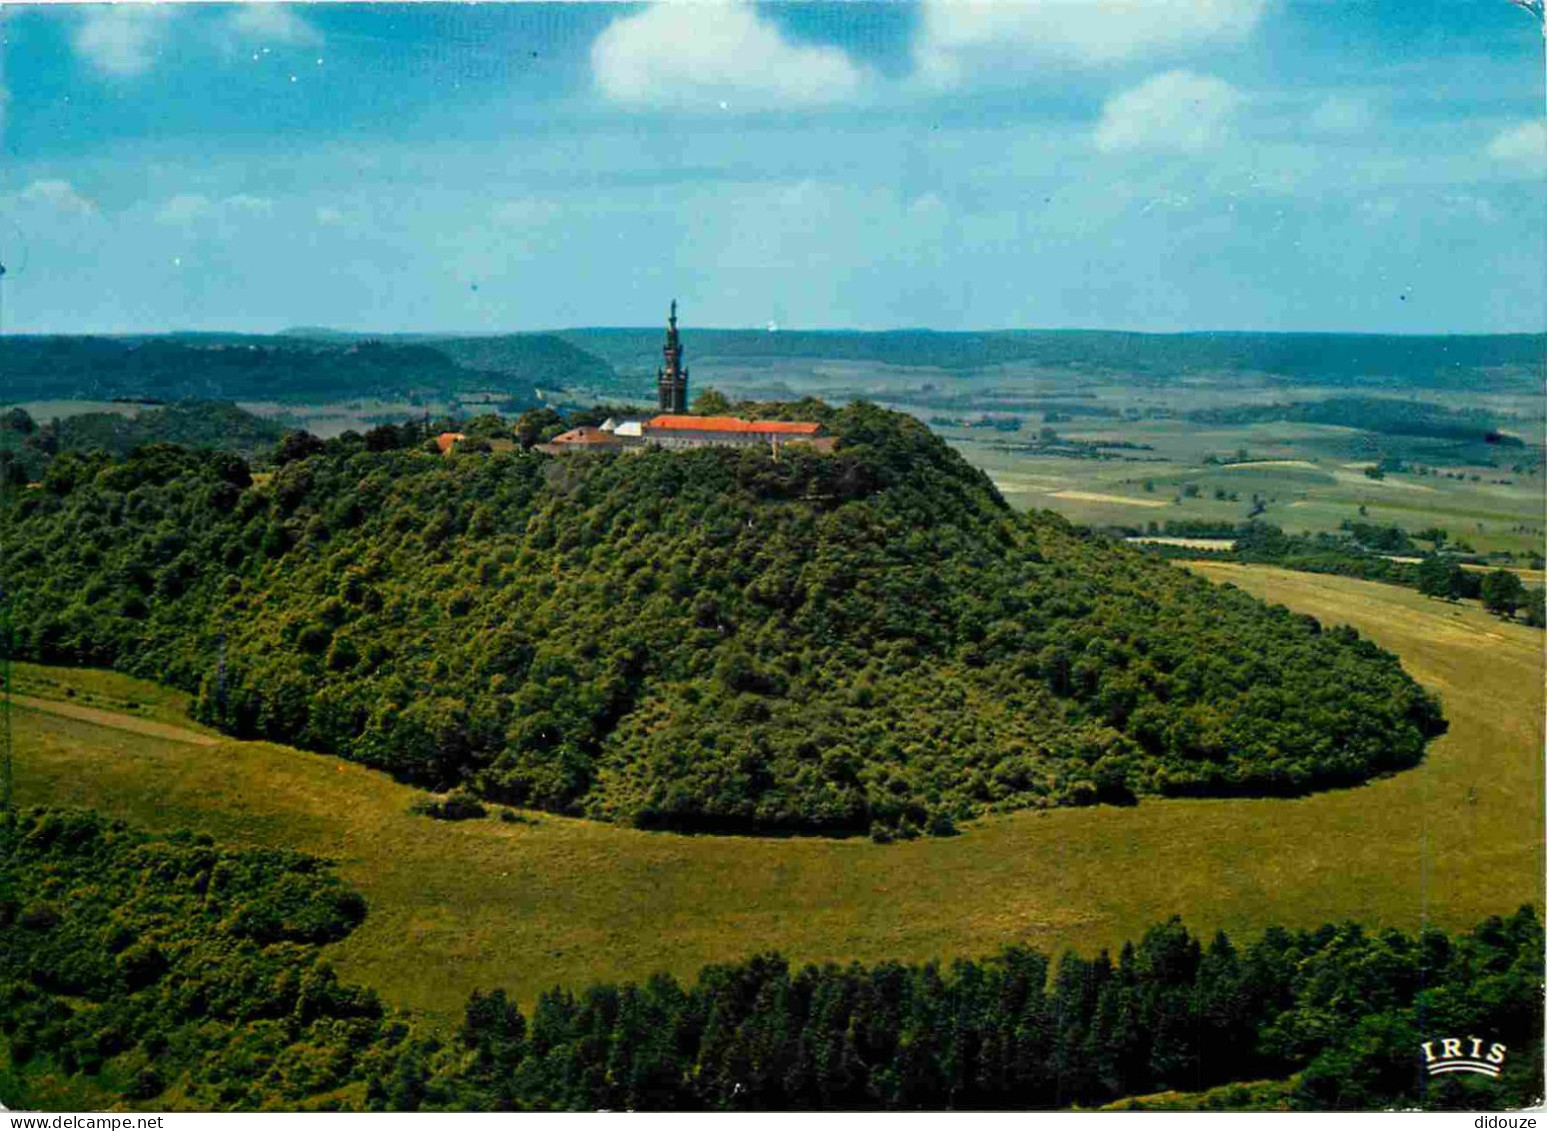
[0,0,1543,335]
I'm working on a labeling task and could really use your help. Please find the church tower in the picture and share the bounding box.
[657,299,689,413]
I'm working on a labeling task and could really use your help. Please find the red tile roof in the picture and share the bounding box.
[435,432,466,453]
[549,426,621,446]
[644,415,822,435]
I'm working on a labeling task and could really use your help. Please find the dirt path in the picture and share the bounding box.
[10,694,220,746]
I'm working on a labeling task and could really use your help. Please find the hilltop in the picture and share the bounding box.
[0,402,1444,836]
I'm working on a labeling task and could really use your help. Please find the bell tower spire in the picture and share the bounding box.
[657,299,689,413]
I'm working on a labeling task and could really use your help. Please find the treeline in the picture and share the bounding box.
[0,335,554,405]
[407,909,1543,1112]
[1185,396,1511,442]
[0,403,287,484]
[0,403,1447,835]
[1,808,1540,1112]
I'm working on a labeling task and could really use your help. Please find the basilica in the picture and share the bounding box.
[541,302,831,456]
[657,299,689,414]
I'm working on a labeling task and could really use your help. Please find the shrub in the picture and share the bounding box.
[410,791,488,822]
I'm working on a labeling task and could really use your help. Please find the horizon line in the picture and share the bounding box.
[3,326,1545,341]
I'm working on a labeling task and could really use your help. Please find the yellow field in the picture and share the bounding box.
[1125,537,1238,550]
[1047,489,1169,507]
[1219,459,1321,470]
[10,565,1544,1023]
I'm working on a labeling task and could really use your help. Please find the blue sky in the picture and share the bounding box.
[0,1,1543,334]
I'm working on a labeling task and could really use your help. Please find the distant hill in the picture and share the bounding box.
[558,327,1544,389]
[1,401,1444,837]
[0,334,561,406]
[281,327,619,393]
[10,329,1530,405]
[416,334,617,391]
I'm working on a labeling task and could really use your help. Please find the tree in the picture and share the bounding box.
[2,406,36,434]
[515,407,563,449]
[692,388,733,415]
[0,451,27,488]
[1522,588,1546,629]
[1480,570,1526,618]
[276,429,325,465]
[364,423,402,452]
[1416,557,1454,599]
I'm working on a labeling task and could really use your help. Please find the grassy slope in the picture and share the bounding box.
[12,662,222,735]
[10,565,1542,1024]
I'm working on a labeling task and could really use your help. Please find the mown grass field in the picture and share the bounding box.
[9,566,1543,1023]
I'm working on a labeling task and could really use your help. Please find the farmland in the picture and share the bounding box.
[632,351,1544,561]
[9,564,1541,1024]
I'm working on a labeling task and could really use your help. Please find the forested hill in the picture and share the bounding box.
[0,402,1444,836]
[558,327,1542,389]
[0,334,561,404]
[280,329,619,393]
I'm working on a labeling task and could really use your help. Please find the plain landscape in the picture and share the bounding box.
[4,0,1545,1112]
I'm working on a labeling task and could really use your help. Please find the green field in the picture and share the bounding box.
[948,428,1543,557]
[9,565,1543,1024]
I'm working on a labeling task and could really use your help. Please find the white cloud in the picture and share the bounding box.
[8,179,98,217]
[73,6,173,78]
[155,193,273,226]
[224,193,274,216]
[1309,95,1374,135]
[1486,120,1547,175]
[226,4,321,46]
[592,0,863,109]
[156,194,215,226]
[1094,70,1240,154]
[73,4,318,75]
[916,0,1267,87]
